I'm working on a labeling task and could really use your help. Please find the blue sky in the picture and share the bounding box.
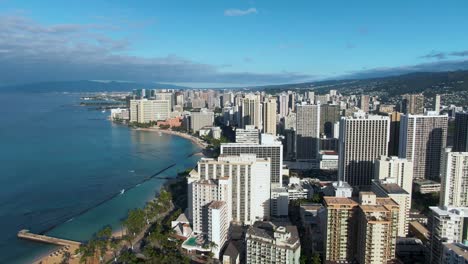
[1,0,468,87]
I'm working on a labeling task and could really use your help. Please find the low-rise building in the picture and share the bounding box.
[442,243,468,263]
[246,222,301,264]
[414,180,441,194]
[319,151,338,170]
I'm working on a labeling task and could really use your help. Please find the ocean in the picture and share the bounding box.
[0,92,200,263]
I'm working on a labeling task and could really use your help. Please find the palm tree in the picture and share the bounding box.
[60,251,71,264]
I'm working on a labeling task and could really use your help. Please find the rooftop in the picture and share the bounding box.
[379,183,409,195]
[444,243,468,260]
[324,196,358,206]
[208,200,225,209]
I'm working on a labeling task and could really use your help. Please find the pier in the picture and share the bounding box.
[17,229,81,247]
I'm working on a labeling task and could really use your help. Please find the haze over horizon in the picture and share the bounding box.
[1,0,468,88]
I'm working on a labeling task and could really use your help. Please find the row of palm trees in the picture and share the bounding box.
[73,189,174,263]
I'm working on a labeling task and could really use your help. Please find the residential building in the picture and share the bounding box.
[434,94,441,114]
[454,112,468,152]
[399,113,448,180]
[241,93,262,129]
[375,155,413,196]
[323,193,399,264]
[278,93,289,118]
[359,94,370,112]
[428,206,468,264]
[207,201,229,259]
[190,154,271,226]
[371,181,411,236]
[401,94,425,115]
[413,179,441,194]
[110,108,129,121]
[442,243,468,264]
[221,140,283,185]
[153,100,170,121]
[320,104,341,137]
[440,148,468,207]
[129,99,157,123]
[263,97,277,135]
[235,125,260,144]
[190,109,214,132]
[155,92,175,110]
[323,196,359,263]
[246,222,301,264]
[338,113,390,187]
[388,111,401,156]
[271,187,289,217]
[296,103,320,161]
[356,193,399,264]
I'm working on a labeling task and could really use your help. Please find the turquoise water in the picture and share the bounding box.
[0,92,200,263]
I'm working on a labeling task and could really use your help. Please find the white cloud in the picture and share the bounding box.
[0,14,314,85]
[224,8,257,17]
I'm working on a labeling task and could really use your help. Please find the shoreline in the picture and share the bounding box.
[30,127,202,264]
[135,127,208,149]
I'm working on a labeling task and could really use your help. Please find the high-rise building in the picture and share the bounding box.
[263,97,277,135]
[190,109,214,132]
[428,206,468,264]
[440,148,468,207]
[388,112,401,156]
[315,94,330,105]
[130,99,151,123]
[129,99,165,123]
[356,193,399,264]
[371,181,410,236]
[288,91,296,113]
[189,154,271,229]
[398,113,448,180]
[359,95,370,112]
[375,156,413,196]
[323,193,400,264]
[235,125,260,144]
[246,222,301,264]
[323,197,359,263]
[241,93,262,129]
[207,201,229,258]
[155,92,175,110]
[307,91,315,103]
[278,93,289,118]
[175,93,184,106]
[320,104,341,138]
[401,94,425,115]
[153,100,170,121]
[434,94,441,114]
[221,140,283,185]
[296,103,320,161]
[453,112,468,152]
[338,113,390,187]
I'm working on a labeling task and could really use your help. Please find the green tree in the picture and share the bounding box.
[60,251,71,264]
[311,253,321,264]
[123,208,146,249]
[75,243,95,264]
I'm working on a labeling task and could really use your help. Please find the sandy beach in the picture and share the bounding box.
[33,244,80,264]
[137,127,208,149]
[31,127,202,264]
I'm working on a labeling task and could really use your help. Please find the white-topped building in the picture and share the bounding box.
[189,154,271,227]
[428,206,468,264]
[221,138,283,185]
[236,125,260,144]
[440,148,468,207]
[338,113,390,187]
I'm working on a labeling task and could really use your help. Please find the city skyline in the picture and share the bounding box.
[1,1,468,87]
